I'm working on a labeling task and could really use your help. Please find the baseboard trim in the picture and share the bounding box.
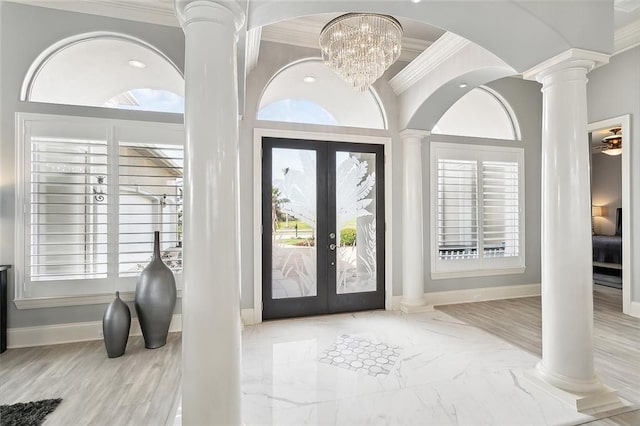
[392,283,541,310]
[7,314,182,349]
[241,308,257,326]
[627,301,640,318]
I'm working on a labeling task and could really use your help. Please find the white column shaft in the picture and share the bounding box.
[401,133,426,305]
[179,1,243,424]
[537,62,600,393]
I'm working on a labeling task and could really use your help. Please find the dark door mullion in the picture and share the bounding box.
[326,143,338,299]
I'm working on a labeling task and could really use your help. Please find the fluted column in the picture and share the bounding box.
[524,50,619,411]
[400,129,431,313]
[175,0,244,424]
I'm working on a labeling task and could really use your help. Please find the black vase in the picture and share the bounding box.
[103,291,131,358]
[135,231,177,349]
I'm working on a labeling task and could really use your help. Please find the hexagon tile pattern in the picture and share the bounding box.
[318,334,402,377]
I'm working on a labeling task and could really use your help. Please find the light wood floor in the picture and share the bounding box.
[0,333,181,425]
[438,285,640,426]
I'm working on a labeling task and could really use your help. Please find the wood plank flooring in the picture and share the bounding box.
[0,333,181,426]
[438,285,640,425]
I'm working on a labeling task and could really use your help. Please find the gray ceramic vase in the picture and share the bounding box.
[103,291,131,358]
[135,231,177,349]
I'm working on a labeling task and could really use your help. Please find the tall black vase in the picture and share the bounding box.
[135,231,177,349]
[103,291,131,358]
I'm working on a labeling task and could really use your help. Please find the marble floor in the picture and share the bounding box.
[237,309,637,426]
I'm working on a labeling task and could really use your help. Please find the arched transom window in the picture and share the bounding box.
[23,35,184,113]
[433,87,519,140]
[258,59,386,129]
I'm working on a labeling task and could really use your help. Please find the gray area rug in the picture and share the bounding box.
[0,398,62,426]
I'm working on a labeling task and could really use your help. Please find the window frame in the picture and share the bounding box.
[15,113,184,306]
[429,142,525,279]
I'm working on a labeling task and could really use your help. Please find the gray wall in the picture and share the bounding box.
[587,46,640,302]
[240,41,404,306]
[2,3,547,329]
[0,2,184,328]
[241,42,543,307]
[591,153,622,236]
[422,77,543,292]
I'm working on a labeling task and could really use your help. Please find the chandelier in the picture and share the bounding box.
[601,128,622,156]
[319,13,403,91]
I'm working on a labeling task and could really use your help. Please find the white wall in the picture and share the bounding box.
[587,46,640,302]
[591,153,622,236]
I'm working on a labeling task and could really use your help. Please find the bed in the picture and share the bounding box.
[592,207,622,264]
[592,208,622,288]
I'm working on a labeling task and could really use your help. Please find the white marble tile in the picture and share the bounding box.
[176,309,636,425]
[239,310,636,425]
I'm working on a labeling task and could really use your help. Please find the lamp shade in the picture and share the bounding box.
[592,206,602,217]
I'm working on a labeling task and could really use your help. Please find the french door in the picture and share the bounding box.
[262,137,385,320]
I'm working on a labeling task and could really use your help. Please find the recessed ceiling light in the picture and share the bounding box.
[411,0,422,3]
[459,83,468,88]
[128,60,147,69]
[303,76,316,83]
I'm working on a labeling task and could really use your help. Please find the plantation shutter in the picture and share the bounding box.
[436,159,479,260]
[118,142,184,277]
[482,161,519,257]
[29,131,109,282]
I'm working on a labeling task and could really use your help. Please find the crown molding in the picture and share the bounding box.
[389,32,470,95]
[399,129,430,140]
[245,27,262,74]
[6,0,179,27]
[614,18,640,55]
[261,23,320,50]
[261,16,431,62]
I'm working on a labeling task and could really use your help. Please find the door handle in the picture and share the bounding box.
[329,243,337,251]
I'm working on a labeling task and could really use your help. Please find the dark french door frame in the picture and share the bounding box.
[261,136,385,320]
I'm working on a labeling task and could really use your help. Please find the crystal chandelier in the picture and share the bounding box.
[319,13,403,91]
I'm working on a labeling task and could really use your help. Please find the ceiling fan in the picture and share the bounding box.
[600,127,622,156]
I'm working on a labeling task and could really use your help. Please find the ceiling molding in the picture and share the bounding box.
[261,24,320,50]
[400,38,433,62]
[614,0,640,13]
[614,18,640,54]
[6,0,179,27]
[389,32,470,95]
[261,16,432,62]
[245,27,262,74]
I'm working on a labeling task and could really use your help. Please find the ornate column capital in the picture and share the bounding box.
[174,0,245,31]
[522,48,609,83]
[399,129,430,141]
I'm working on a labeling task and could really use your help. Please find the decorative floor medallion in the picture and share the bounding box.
[319,334,402,377]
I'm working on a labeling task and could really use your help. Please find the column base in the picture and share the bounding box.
[400,298,433,314]
[523,368,623,413]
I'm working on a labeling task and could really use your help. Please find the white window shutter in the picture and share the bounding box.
[436,159,478,260]
[29,136,109,281]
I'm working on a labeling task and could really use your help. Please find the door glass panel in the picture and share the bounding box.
[335,151,377,294]
[271,148,317,299]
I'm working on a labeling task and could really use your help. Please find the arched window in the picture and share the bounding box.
[23,34,184,114]
[257,59,386,129]
[432,87,519,140]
